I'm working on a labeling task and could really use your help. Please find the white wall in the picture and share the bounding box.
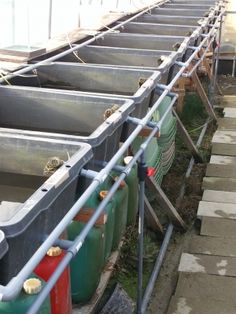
[221,0,236,53]
[0,0,159,48]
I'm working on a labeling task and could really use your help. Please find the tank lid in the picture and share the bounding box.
[47,246,62,257]
[23,278,42,295]
[124,156,133,165]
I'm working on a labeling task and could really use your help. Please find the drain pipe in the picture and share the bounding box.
[139,117,212,314]
[135,93,177,314]
[141,224,174,314]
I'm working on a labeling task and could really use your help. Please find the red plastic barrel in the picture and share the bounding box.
[34,246,71,314]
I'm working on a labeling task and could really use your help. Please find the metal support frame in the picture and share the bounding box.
[28,10,225,310]
[0,3,226,313]
[24,89,178,314]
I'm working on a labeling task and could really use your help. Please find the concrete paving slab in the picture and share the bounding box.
[202,190,236,204]
[197,201,236,220]
[202,177,236,192]
[175,272,236,301]
[206,163,236,178]
[221,97,236,108]
[224,108,236,118]
[223,96,236,100]
[212,130,236,144]
[218,117,236,130]
[221,96,236,106]
[179,252,236,277]
[206,155,236,178]
[189,235,236,257]
[167,296,236,314]
[212,131,236,155]
[212,143,236,155]
[210,155,236,165]
[201,217,236,238]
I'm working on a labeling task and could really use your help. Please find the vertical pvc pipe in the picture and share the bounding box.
[11,0,15,45]
[78,0,82,28]
[212,13,223,93]
[137,153,145,314]
[48,0,52,39]
[232,57,236,77]
[26,0,30,49]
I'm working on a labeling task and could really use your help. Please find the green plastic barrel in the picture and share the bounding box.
[67,221,105,303]
[111,177,129,250]
[123,156,138,225]
[132,137,160,168]
[158,96,176,136]
[0,276,50,313]
[131,130,162,199]
[80,187,115,262]
[98,190,115,261]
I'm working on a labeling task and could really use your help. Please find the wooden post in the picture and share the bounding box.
[145,176,187,231]
[198,49,222,96]
[172,109,203,163]
[191,71,218,121]
[172,77,186,113]
[144,195,164,234]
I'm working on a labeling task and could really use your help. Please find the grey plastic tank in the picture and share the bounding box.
[58,45,176,71]
[150,8,212,16]
[162,3,215,9]
[0,86,134,163]
[171,0,219,4]
[92,33,189,51]
[134,14,205,26]
[0,134,93,284]
[56,45,186,85]
[116,22,198,37]
[9,62,161,121]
